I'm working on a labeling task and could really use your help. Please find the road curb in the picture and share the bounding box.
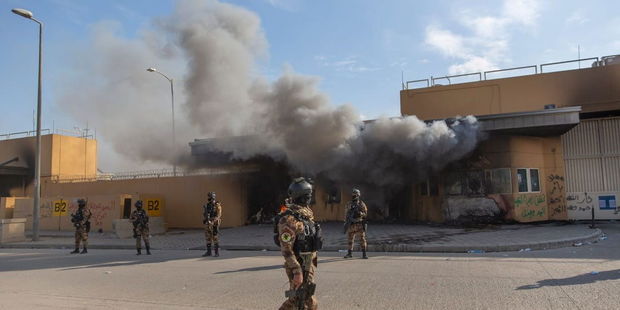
[192,228,604,253]
[364,228,603,253]
[1,228,602,253]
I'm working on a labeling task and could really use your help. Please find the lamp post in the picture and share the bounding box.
[12,8,43,241]
[147,68,176,176]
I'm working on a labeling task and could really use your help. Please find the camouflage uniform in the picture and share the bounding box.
[278,204,318,310]
[203,199,222,257]
[344,199,368,258]
[130,206,150,255]
[71,205,92,254]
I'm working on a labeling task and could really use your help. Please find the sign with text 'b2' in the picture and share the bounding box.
[53,199,68,216]
[145,198,163,217]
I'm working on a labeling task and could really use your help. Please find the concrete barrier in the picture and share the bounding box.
[0,218,27,243]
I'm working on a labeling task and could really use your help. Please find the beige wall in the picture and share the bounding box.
[312,185,348,222]
[509,136,567,222]
[41,174,249,230]
[0,135,51,176]
[412,135,568,223]
[13,195,123,232]
[50,135,97,178]
[401,65,620,120]
[0,197,19,219]
[0,134,96,197]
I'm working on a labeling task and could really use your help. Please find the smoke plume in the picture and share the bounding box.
[57,0,482,186]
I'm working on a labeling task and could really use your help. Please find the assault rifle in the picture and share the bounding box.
[71,213,83,228]
[343,204,363,234]
[132,212,148,238]
[202,203,220,235]
[71,212,91,232]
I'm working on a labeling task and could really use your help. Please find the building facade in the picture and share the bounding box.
[402,57,620,223]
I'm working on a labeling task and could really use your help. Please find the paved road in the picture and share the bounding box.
[9,222,603,253]
[1,224,620,309]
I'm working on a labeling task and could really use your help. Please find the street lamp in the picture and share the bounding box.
[12,8,43,241]
[147,67,176,176]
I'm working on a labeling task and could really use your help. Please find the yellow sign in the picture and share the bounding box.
[53,199,68,216]
[145,198,162,217]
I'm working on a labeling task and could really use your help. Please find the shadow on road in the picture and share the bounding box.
[516,269,620,290]
[214,257,342,274]
[0,249,276,272]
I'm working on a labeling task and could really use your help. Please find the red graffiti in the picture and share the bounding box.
[88,201,115,227]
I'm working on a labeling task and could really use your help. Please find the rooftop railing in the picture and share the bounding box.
[404,54,619,90]
[50,166,261,183]
[1,128,94,140]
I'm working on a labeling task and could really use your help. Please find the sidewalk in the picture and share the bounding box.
[1,222,604,253]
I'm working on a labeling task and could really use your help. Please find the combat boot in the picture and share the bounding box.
[80,247,88,254]
[362,249,368,259]
[214,244,220,257]
[344,250,352,258]
[70,248,80,254]
[136,248,142,255]
[146,245,151,255]
[202,244,212,257]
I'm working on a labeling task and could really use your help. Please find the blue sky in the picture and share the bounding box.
[2,0,620,170]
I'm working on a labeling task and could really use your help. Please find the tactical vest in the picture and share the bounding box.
[204,202,217,219]
[134,210,149,227]
[347,202,363,222]
[273,209,323,253]
[72,209,84,223]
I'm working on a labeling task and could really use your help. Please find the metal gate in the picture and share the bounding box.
[562,117,620,219]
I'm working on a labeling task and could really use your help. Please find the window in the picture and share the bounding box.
[517,168,540,193]
[465,171,485,196]
[420,177,439,196]
[327,186,341,203]
[445,172,464,195]
[485,168,512,194]
[530,169,540,192]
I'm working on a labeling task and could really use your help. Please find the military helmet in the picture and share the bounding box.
[288,177,313,201]
[207,192,216,200]
[135,200,143,208]
[77,198,86,207]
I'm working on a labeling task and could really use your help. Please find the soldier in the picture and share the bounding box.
[343,188,368,259]
[70,198,92,254]
[275,177,322,310]
[202,191,222,257]
[130,200,151,255]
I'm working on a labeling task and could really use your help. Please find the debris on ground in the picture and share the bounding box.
[467,249,485,253]
[518,248,531,252]
[573,242,583,247]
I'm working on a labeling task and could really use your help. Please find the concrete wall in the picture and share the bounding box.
[311,185,347,222]
[12,195,123,232]
[0,197,19,219]
[41,174,249,230]
[0,134,96,197]
[50,135,97,178]
[401,64,620,120]
[417,135,568,224]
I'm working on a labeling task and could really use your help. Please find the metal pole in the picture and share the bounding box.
[170,78,176,176]
[147,68,176,176]
[33,18,43,241]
